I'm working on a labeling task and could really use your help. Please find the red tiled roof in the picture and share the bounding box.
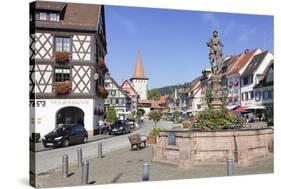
[150,101,162,109]
[226,49,259,76]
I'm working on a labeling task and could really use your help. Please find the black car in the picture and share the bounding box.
[42,124,88,148]
[109,120,131,135]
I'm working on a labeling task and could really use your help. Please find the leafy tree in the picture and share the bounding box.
[149,111,162,127]
[107,106,117,123]
[148,89,160,100]
[137,109,145,118]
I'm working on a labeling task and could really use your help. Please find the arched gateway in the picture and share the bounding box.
[56,106,84,127]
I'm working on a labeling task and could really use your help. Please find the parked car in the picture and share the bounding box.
[109,120,131,135]
[42,124,88,148]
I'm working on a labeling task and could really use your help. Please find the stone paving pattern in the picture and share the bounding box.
[36,146,273,188]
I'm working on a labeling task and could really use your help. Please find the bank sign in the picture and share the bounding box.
[30,100,90,107]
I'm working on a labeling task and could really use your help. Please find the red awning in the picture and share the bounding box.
[233,106,246,113]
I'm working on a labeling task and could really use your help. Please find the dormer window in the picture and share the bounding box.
[36,11,60,22]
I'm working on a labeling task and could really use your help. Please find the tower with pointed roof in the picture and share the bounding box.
[130,52,149,100]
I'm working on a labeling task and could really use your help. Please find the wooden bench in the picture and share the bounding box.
[128,134,146,150]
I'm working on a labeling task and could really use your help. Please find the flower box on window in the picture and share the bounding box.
[52,81,72,94]
[97,86,108,98]
[54,51,71,63]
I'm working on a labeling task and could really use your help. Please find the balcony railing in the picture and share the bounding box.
[52,81,72,95]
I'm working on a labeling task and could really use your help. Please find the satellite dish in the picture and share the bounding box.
[94,73,99,81]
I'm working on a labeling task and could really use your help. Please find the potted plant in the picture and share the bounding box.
[52,80,71,94]
[54,51,71,63]
[147,127,161,144]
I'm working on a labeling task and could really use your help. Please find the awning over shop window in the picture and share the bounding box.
[226,104,239,110]
[245,105,266,110]
[233,106,246,113]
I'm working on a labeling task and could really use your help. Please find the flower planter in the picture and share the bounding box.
[147,135,157,144]
[54,51,71,63]
[52,81,72,95]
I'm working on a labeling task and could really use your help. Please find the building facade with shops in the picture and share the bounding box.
[29,2,108,137]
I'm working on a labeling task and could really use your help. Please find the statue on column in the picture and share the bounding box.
[207,30,224,74]
[207,31,224,109]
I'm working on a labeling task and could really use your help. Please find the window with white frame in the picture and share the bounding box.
[55,37,71,52]
[54,68,70,82]
[36,12,60,22]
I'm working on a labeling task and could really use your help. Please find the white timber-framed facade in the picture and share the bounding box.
[29,1,109,137]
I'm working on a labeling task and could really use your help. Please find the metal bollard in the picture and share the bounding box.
[81,160,89,185]
[77,148,82,167]
[62,154,68,178]
[143,163,150,181]
[98,143,103,159]
[227,159,233,176]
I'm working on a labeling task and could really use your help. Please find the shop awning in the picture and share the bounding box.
[245,105,266,110]
[226,104,239,110]
[233,106,246,113]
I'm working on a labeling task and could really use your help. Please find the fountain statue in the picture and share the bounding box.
[207,30,224,109]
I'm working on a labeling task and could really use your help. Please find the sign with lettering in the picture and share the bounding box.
[30,100,46,107]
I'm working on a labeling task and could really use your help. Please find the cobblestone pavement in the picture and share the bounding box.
[35,146,273,188]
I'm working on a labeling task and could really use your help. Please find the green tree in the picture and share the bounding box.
[107,106,117,123]
[137,109,145,118]
[149,111,162,127]
[148,89,161,100]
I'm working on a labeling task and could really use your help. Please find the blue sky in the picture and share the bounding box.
[104,5,273,89]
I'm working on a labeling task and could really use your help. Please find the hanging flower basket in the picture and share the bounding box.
[54,51,71,63]
[52,81,71,94]
[97,86,108,98]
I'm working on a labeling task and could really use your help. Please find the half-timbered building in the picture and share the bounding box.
[104,77,132,120]
[29,1,108,137]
